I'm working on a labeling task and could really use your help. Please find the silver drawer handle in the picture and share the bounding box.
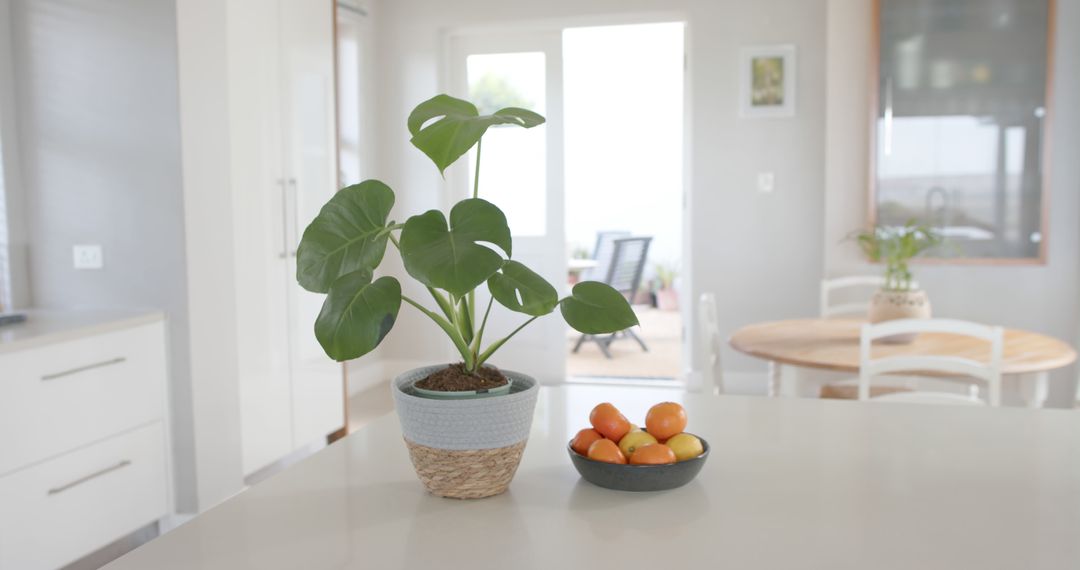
[40,357,126,381]
[47,460,132,496]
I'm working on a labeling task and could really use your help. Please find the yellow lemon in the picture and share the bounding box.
[666,433,704,462]
[618,430,658,458]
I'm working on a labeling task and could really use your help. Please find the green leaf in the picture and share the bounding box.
[296,180,395,293]
[488,260,558,316]
[314,270,401,361]
[560,281,639,334]
[407,94,545,174]
[399,198,512,297]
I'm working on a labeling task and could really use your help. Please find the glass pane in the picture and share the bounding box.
[875,0,1050,259]
[0,131,8,310]
[336,20,363,186]
[466,52,546,237]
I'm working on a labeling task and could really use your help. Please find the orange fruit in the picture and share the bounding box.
[645,402,687,441]
[570,428,604,455]
[590,403,631,442]
[628,443,677,465]
[587,438,627,464]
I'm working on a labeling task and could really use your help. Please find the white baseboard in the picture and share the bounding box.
[158,513,196,534]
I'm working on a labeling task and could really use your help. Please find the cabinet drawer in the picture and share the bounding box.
[0,422,169,570]
[0,322,167,475]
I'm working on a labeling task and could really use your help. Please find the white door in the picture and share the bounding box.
[280,0,344,448]
[448,32,567,384]
[230,0,294,476]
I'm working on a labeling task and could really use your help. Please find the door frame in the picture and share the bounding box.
[438,13,695,386]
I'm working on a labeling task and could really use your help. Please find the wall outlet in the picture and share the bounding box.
[73,244,104,270]
[757,172,775,194]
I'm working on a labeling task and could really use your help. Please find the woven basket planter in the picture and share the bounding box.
[392,365,539,499]
[869,289,932,343]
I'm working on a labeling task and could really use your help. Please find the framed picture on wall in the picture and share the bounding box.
[739,44,796,118]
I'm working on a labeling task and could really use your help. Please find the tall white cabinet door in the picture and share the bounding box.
[229,0,295,475]
[280,0,345,448]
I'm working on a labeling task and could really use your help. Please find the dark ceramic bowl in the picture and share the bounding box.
[567,436,710,492]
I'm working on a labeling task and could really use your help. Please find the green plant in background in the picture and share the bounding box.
[570,245,590,260]
[852,220,942,292]
[653,263,678,290]
[469,73,534,116]
[295,94,638,373]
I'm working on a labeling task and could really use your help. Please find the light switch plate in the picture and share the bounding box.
[73,244,104,269]
[757,172,775,194]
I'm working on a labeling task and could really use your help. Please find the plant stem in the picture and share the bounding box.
[472,296,494,354]
[476,315,540,368]
[455,294,474,347]
[401,294,474,369]
[428,287,457,323]
[467,290,476,342]
[473,138,482,200]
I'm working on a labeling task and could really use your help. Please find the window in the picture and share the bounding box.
[872,0,1052,261]
[466,52,547,237]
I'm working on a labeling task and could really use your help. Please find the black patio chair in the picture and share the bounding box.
[573,236,652,358]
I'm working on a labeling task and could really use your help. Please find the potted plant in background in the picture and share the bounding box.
[295,94,637,499]
[852,220,942,342]
[653,263,679,311]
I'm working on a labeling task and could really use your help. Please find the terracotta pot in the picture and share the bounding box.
[868,289,931,343]
[656,288,679,311]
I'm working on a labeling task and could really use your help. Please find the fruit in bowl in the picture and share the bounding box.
[567,402,709,491]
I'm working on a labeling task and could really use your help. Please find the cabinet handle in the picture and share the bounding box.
[41,357,126,381]
[47,460,132,496]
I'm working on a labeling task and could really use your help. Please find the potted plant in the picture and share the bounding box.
[852,220,942,342]
[653,263,679,311]
[295,94,637,499]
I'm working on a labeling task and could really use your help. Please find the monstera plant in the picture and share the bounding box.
[296,94,637,386]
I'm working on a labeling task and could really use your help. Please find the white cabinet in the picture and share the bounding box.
[0,423,169,570]
[0,316,171,570]
[228,0,344,476]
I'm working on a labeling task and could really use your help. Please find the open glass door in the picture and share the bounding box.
[448,31,567,384]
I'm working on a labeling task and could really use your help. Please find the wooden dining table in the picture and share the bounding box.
[729,318,1077,407]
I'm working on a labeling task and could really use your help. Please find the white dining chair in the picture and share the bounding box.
[859,318,1004,406]
[699,292,724,394]
[818,276,921,400]
[819,276,919,318]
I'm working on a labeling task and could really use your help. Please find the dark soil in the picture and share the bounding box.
[415,363,509,392]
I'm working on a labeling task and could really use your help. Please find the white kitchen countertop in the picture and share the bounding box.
[106,385,1080,569]
[0,309,165,355]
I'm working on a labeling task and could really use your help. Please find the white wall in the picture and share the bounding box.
[1,0,211,510]
[825,0,1080,406]
[370,0,828,374]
